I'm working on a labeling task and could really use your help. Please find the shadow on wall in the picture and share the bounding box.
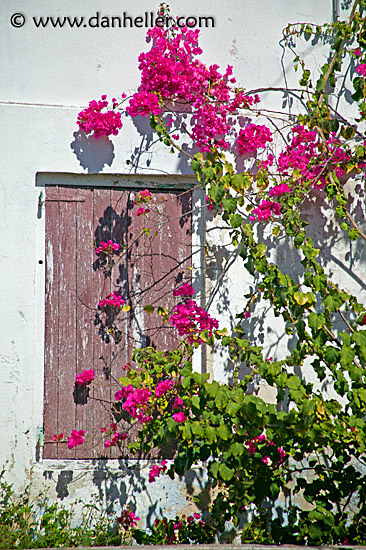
[70,130,115,173]
[42,461,209,525]
[126,114,195,175]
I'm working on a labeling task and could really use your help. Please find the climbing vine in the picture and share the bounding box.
[58,1,366,544]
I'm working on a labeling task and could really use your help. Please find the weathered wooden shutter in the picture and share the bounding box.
[43,185,191,459]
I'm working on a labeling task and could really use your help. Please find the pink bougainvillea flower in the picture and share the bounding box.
[237,123,272,156]
[126,91,162,117]
[173,283,195,297]
[277,125,350,189]
[149,460,167,483]
[52,433,64,442]
[95,239,120,254]
[116,509,140,530]
[247,433,286,466]
[205,195,214,211]
[244,311,251,319]
[269,184,290,197]
[67,429,85,449]
[356,63,366,76]
[173,396,183,409]
[249,200,281,222]
[135,206,150,216]
[104,432,128,448]
[75,369,94,386]
[98,291,125,309]
[173,411,187,423]
[134,189,152,205]
[77,95,122,139]
[155,379,172,397]
[169,299,219,345]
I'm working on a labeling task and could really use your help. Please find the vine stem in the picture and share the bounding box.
[315,125,366,243]
[317,0,361,108]
[346,211,366,241]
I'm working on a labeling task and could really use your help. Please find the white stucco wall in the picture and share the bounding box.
[1,0,364,525]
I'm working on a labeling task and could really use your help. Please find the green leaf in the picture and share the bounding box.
[209,461,219,478]
[217,424,232,440]
[222,197,237,214]
[340,345,356,367]
[323,294,344,312]
[205,381,219,397]
[230,442,244,457]
[218,463,235,481]
[348,227,359,240]
[215,389,229,410]
[230,214,242,228]
[182,423,192,441]
[308,312,326,331]
[191,421,204,438]
[144,305,154,313]
[205,425,217,443]
[324,346,340,365]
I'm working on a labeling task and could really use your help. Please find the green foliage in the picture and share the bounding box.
[133,515,216,545]
[76,0,366,545]
[122,2,366,542]
[0,467,123,548]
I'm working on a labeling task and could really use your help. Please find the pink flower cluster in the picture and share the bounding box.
[104,431,128,448]
[95,240,120,254]
[98,291,125,308]
[115,385,152,424]
[75,369,95,386]
[134,189,152,204]
[249,200,281,222]
[149,460,167,483]
[247,433,286,466]
[237,124,272,156]
[155,378,172,397]
[77,95,123,139]
[126,91,161,117]
[172,411,187,423]
[173,396,183,409]
[278,125,351,189]
[269,183,291,197]
[127,25,259,151]
[135,206,150,217]
[116,509,140,530]
[356,63,366,76]
[169,299,219,344]
[206,195,214,211]
[173,283,195,297]
[67,429,85,449]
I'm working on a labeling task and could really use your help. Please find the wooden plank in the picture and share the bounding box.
[125,190,192,458]
[57,189,78,459]
[92,188,112,458]
[129,190,192,353]
[43,187,60,459]
[74,188,95,459]
[46,187,85,202]
[110,189,130,459]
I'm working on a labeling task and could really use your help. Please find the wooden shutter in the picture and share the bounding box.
[43,185,191,459]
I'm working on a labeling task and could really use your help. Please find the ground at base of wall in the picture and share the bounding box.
[15,545,366,550]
